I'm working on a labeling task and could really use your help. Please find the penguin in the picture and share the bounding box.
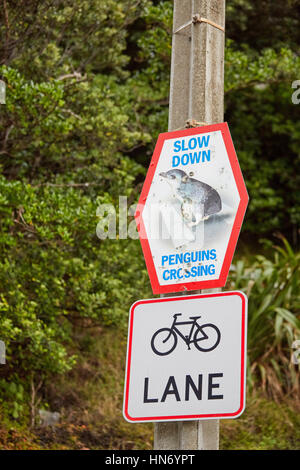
[159,169,222,227]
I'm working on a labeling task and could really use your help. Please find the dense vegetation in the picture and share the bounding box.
[0,0,299,448]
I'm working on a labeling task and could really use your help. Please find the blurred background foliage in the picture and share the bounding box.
[0,0,299,440]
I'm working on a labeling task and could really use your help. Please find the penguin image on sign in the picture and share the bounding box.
[159,169,222,229]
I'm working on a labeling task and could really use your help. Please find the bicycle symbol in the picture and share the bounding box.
[150,313,221,356]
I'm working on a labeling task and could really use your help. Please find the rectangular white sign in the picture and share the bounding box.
[123,291,247,423]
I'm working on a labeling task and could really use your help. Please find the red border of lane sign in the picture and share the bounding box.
[135,123,249,295]
[123,291,247,423]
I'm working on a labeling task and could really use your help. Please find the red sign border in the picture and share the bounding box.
[123,291,247,423]
[135,123,249,294]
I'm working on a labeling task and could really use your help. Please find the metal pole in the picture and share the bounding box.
[154,0,225,451]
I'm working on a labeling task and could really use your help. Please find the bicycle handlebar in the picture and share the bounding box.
[173,313,182,318]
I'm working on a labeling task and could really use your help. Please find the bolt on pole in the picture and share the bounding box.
[154,0,226,450]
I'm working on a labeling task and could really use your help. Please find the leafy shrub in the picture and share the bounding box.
[0,173,151,422]
[228,237,300,399]
[0,0,299,432]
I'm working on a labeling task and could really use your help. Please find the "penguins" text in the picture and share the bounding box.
[161,249,217,281]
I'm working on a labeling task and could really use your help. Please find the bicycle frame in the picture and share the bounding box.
[166,317,207,348]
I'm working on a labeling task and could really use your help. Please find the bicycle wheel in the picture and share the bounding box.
[151,328,177,356]
[193,324,221,352]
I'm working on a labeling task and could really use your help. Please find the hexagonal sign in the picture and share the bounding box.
[135,123,248,295]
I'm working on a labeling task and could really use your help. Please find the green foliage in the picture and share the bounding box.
[0,174,150,383]
[221,396,300,450]
[0,0,152,418]
[228,238,300,398]
[0,0,299,433]
[0,381,25,419]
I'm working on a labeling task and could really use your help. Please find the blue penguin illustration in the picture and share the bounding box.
[159,169,222,227]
